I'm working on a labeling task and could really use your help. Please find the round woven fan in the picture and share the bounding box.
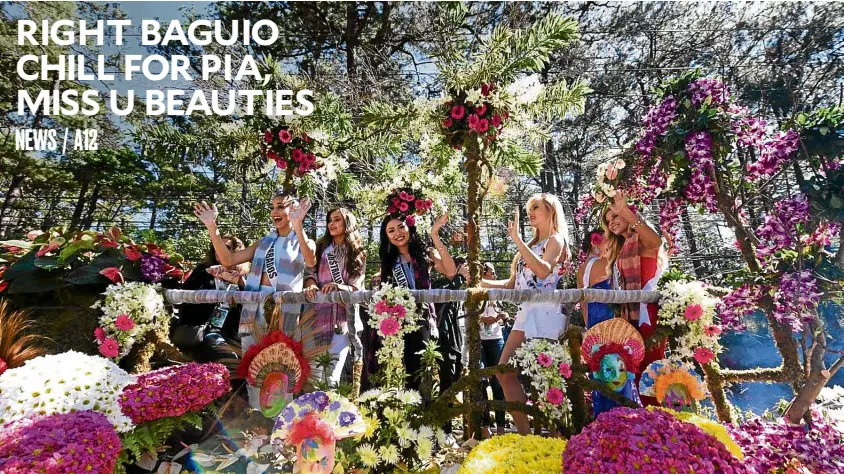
[238,331,310,394]
[581,318,645,368]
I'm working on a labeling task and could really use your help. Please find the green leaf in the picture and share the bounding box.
[0,240,33,250]
[64,265,109,286]
[7,273,69,294]
[34,256,62,270]
[2,251,37,281]
[831,196,842,209]
[58,239,95,264]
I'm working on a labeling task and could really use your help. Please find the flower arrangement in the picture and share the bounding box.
[438,82,509,149]
[385,187,433,226]
[0,410,121,474]
[590,158,626,205]
[119,362,229,424]
[657,279,723,364]
[458,433,567,474]
[337,388,436,473]
[368,283,420,388]
[0,226,187,295]
[647,406,744,460]
[563,407,749,473]
[729,409,844,474]
[639,358,708,411]
[508,338,573,420]
[0,351,135,432]
[262,126,323,177]
[91,282,170,360]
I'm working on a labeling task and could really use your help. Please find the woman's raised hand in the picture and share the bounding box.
[432,211,449,234]
[507,207,520,241]
[193,201,218,228]
[289,198,312,226]
[609,190,629,214]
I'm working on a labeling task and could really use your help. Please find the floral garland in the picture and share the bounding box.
[508,338,573,420]
[91,282,170,360]
[439,82,509,149]
[118,362,230,424]
[657,279,723,365]
[338,388,436,472]
[458,434,567,474]
[563,407,749,473]
[385,187,433,227]
[0,351,135,432]
[0,410,121,474]
[368,283,420,389]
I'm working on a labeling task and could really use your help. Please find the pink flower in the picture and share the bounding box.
[491,114,502,128]
[374,300,389,314]
[475,104,488,116]
[476,118,489,133]
[392,198,401,207]
[26,230,43,240]
[558,363,572,378]
[390,304,407,319]
[291,148,304,162]
[415,199,426,210]
[443,118,453,128]
[0,357,6,376]
[94,327,106,343]
[467,114,480,129]
[35,238,63,257]
[546,387,564,405]
[388,206,397,214]
[684,304,703,321]
[425,199,433,209]
[399,191,411,201]
[405,216,416,227]
[450,105,465,120]
[99,338,120,358]
[704,325,723,337]
[278,129,293,143]
[398,201,409,212]
[694,347,716,365]
[537,353,553,367]
[276,158,288,169]
[379,318,400,337]
[590,232,603,246]
[264,130,273,143]
[115,314,135,331]
[605,164,618,180]
[406,194,415,202]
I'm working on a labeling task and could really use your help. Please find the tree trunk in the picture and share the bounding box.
[69,179,91,231]
[464,137,484,440]
[40,194,63,230]
[680,207,705,279]
[345,2,358,79]
[80,182,101,230]
[0,173,25,238]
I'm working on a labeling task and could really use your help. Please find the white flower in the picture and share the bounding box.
[416,436,434,460]
[416,425,434,441]
[397,424,416,448]
[379,445,400,465]
[358,389,382,403]
[397,390,422,406]
[358,444,380,468]
[465,88,483,105]
[436,428,448,447]
[506,74,544,105]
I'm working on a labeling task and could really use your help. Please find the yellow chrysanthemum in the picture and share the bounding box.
[458,434,567,474]
[650,407,744,460]
[363,415,378,440]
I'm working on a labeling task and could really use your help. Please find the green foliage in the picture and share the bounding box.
[116,412,204,474]
[788,106,844,221]
[529,79,592,122]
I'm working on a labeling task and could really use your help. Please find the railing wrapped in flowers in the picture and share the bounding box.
[165,287,661,435]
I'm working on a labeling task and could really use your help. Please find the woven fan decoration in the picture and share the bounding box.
[581,318,645,371]
[237,331,311,418]
[639,359,708,411]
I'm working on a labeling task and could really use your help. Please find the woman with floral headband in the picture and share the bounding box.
[376,197,457,393]
[302,208,366,389]
[481,192,571,435]
[602,191,669,407]
[576,228,613,329]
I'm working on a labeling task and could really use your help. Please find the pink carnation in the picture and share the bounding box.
[278,129,293,143]
[94,327,106,343]
[398,201,409,212]
[390,304,407,319]
[590,232,603,246]
[291,148,304,162]
[374,300,389,314]
[99,338,120,358]
[684,304,704,321]
[546,387,565,405]
[379,318,400,337]
[537,353,553,367]
[558,363,572,378]
[264,130,273,143]
[115,314,135,331]
[694,347,716,365]
[399,191,411,201]
[450,105,465,120]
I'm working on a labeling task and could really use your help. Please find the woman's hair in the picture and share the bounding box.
[314,208,366,278]
[581,228,604,255]
[601,208,668,274]
[379,216,430,287]
[203,235,245,266]
[525,193,571,262]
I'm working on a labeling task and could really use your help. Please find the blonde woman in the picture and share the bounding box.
[481,193,571,434]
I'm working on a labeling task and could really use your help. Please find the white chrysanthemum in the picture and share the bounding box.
[397,390,422,406]
[436,428,448,447]
[379,445,400,465]
[416,425,435,441]
[358,389,382,403]
[416,436,434,460]
[358,444,380,468]
[397,423,416,448]
[0,351,135,431]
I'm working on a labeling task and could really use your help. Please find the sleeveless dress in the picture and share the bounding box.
[583,256,614,328]
[512,239,568,340]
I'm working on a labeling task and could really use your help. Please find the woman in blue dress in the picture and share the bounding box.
[577,229,641,417]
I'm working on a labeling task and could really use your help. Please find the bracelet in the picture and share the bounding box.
[629,219,643,232]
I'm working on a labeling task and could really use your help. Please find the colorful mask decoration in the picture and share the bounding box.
[238,331,311,418]
[582,319,645,393]
[639,359,708,412]
[272,391,366,474]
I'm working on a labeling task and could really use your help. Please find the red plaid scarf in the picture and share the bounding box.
[616,233,642,323]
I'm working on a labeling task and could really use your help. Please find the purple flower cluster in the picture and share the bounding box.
[635,95,678,158]
[0,410,121,474]
[119,362,230,424]
[684,131,719,211]
[659,197,685,255]
[746,130,800,181]
[141,253,165,282]
[802,221,840,248]
[689,78,731,108]
[716,284,763,331]
[733,117,768,148]
[574,194,596,224]
[773,271,821,333]
[730,410,844,474]
[645,157,669,201]
[563,408,749,473]
[754,194,811,263]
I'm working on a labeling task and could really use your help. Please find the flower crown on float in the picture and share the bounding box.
[639,358,708,412]
[581,318,645,374]
[385,187,433,228]
[438,83,509,149]
[262,125,324,193]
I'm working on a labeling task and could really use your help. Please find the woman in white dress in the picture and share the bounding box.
[481,193,571,434]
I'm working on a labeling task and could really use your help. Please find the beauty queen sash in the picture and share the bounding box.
[322,244,364,361]
[239,229,304,338]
